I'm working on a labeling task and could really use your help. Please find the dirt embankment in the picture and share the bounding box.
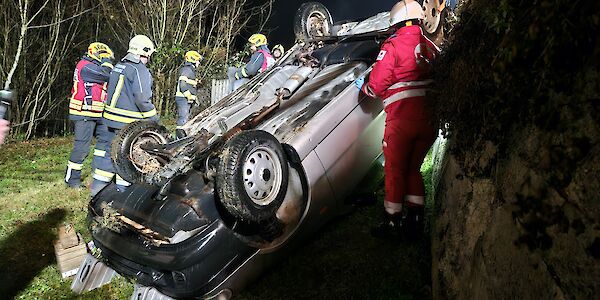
[430,1,600,298]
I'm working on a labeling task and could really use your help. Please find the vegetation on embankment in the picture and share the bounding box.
[429,0,599,298]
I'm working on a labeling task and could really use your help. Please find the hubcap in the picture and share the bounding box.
[129,131,167,174]
[307,11,330,38]
[242,146,283,206]
[422,0,442,35]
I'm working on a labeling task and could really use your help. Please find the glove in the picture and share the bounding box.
[354,76,365,91]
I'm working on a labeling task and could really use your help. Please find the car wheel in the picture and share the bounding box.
[422,0,445,42]
[217,130,289,223]
[294,2,333,42]
[111,121,169,183]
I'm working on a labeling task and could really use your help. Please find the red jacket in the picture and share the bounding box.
[362,25,439,121]
[69,57,112,120]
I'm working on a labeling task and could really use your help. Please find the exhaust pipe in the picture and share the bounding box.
[277,67,314,99]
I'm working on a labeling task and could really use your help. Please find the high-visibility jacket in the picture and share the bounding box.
[362,25,440,121]
[234,46,275,79]
[175,62,198,103]
[103,53,158,129]
[69,57,113,120]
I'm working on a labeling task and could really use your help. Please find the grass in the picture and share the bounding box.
[0,137,434,299]
[0,137,134,299]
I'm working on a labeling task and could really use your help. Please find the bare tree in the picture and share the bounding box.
[0,0,274,139]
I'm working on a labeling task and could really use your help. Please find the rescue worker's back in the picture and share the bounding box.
[103,53,157,130]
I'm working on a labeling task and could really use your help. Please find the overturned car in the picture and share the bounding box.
[81,2,448,299]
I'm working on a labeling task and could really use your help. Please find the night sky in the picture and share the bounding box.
[266,0,398,47]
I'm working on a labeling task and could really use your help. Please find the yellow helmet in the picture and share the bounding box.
[128,35,156,57]
[185,51,203,63]
[87,42,113,62]
[248,33,268,47]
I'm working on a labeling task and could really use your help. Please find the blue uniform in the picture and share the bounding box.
[175,62,198,129]
[91,53,158,196]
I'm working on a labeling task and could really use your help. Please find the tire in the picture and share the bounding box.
[422,0,445,43]
[216,130,289,223]
[294,2,333,42]
[111,121,170,183]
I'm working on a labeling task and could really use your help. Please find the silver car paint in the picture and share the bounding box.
[194,61,385,298]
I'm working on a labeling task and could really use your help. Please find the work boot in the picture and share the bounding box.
[65,167,83,189]
[403,205,425,241]
[371,212,403,239]
[176,129,187,139]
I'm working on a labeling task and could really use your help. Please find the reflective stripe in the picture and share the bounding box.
[93,173,113,182]
[69,109,103,118]
[104,106,157,119]
[65,167,72,183]
[109,75,125,108]
[175,91,196,99]
[183,90,196,101]
[176,125,184,129]
[71,77,79,105]
[103,112,139,124]
[382,89,428,108]
[94,169,115,178]
[405,195,424,206]
[115,175,131,187]
[93,149,106,157]
[387,80,433,90]
[179,76,197,86]
[241,68,248,77]
[68,161,83,170]
[69,103,82,110]
[384,200,403,214]
[69,97,104,114]
[69,97,103,104]
[362,84,377,98]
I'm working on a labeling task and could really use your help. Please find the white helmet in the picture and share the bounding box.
[128,35,156,57]
[390,0,425,26]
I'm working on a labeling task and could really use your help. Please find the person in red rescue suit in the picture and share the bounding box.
[356,0,440,239]
[65,42,114,189]
[90,35,159,197]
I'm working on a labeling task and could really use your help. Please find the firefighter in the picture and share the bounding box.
[174,50,202,138]
[227,34,275,93]
[356,0,440,240]
[65,42,114,189]
[272,44,285,60]
[90,35,158,196]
